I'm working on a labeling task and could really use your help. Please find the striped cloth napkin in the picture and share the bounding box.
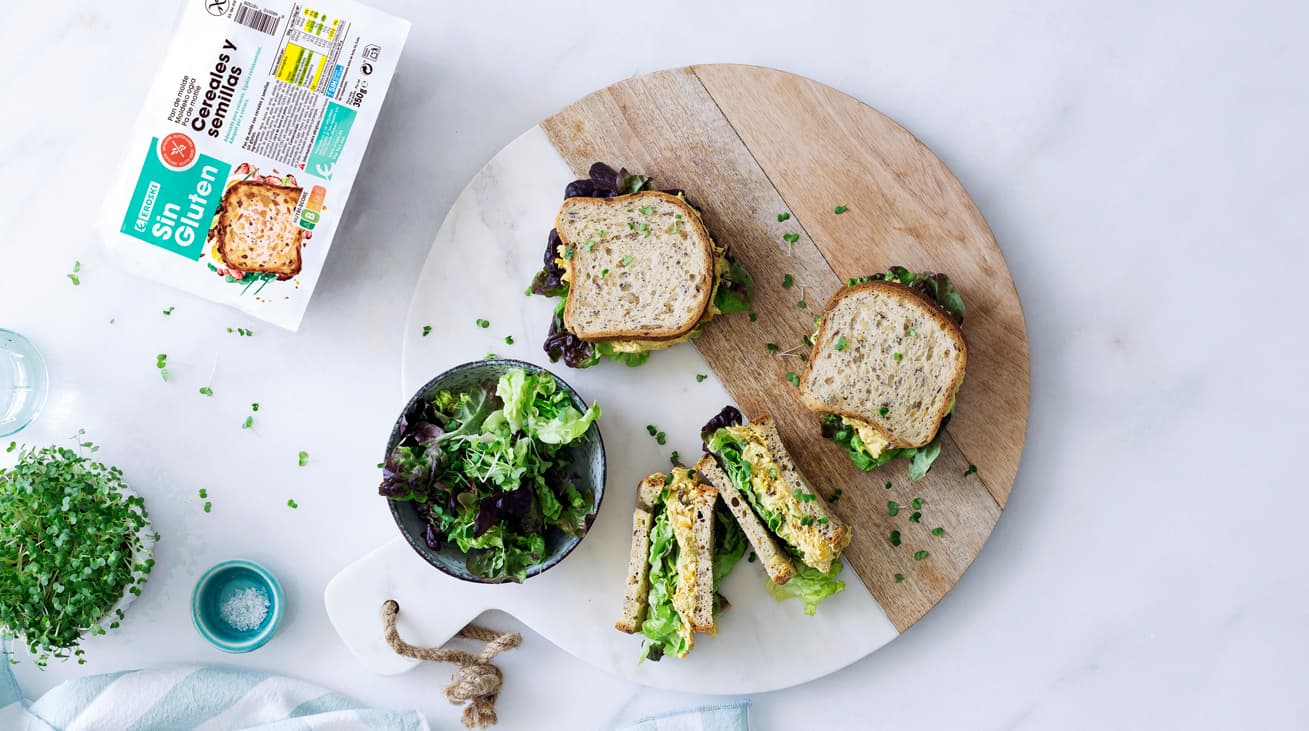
[1,663,428,730]
[616,702,750,731]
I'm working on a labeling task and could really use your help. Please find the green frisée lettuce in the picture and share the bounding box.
[379,367,600,582]
[640,492,687,662]
[705,421,844,615]
[705,429,786,536]
[765,561,846,616]
[712,502,748,591]
[820,414,947,482]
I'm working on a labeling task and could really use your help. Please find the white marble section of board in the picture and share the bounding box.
[324,125,900,694]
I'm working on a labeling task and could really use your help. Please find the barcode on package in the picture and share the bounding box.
[235,3,281,35]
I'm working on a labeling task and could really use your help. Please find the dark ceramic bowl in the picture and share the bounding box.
[386,359,605,583]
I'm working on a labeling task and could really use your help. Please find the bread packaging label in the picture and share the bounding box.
[99,0,409,330]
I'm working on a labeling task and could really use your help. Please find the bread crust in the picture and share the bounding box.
[616,474,665,634]
[694,456,796,585]
[215,181,305,280]
[800,280,967,449]
[556,190,715,342]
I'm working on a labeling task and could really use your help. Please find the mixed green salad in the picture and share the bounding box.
[380,367,601,582]
[820,266,967,481]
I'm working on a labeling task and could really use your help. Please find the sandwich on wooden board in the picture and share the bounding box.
[801,266,968,481]
[530,162,754,369]
[617,467,747,661]
[699,406,850,616]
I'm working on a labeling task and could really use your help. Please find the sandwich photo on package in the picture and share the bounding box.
[99,0,410,331]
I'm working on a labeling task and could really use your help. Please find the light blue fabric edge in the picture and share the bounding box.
[618,700,752,730]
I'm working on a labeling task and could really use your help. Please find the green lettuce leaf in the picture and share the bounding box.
[640,494,687,662]
[533,402,601,444]
[595,342,651,368]
[765,560,846,616]
[819,414,945,482]
[713,258,755,314]
[706,429,788,538]
[712,501,747,593]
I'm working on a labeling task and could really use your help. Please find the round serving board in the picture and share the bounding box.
[324,65,1029,694]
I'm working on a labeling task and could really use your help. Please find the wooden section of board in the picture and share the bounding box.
[694,64,1030,508]
[542,66,1027,632]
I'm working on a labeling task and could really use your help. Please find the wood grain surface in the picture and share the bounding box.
[542,65,1029,632]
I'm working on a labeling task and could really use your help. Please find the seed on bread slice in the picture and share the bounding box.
[801,281,967,448]
[555,191,714,341]
[615,474,666,634]
[695,456,796,585]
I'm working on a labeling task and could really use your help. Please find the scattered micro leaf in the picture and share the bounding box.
[287,499,298,509]
[242,416,253,430]
[695,373,708,382]
[914,550,929,561]
[894,573,905,583]
[162,307,175,316]
[911,498,924,509]
[422,325,432,337]
[834,335,848,351]
[785,372,800,387]
[931,527,945,536]
[796,300,807,309]
[782,274,794,289]
[889,530,902,546]
[203,501,212,513]
[782,233,800,244]
[748,312,758,322]
[251,403,260,412]
[777,212,791,222]
[475,318,490,329]
[834,204,849,214]
[620,255,634,266]
[964,464,978,476]
[298,450,309,467]
[504,335,514,345]
[198,488,208,498]
[198,387,213,396]
[910,511,922,523]
[887,501,900,516]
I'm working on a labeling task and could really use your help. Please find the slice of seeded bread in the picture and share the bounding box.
[215,182,305,279]
[749,417,852,572]
[801,281,967,448]
[615,474,666,634]
[556,191,714,341]
[694,456,796,585]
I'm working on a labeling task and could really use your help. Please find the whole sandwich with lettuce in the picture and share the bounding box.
[698,407,851,615]
[801,267,967,481]
[379,367,600,582]
[531,163,753,368]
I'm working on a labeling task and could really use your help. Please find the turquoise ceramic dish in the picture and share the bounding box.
[191,559,284,653]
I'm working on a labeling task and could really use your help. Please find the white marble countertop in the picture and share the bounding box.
[3,1,1306,729]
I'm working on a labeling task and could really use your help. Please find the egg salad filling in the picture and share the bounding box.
[664,469,703,646]
[708,427,845,573]
[820,393,958,482]
[705,426,848,615]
